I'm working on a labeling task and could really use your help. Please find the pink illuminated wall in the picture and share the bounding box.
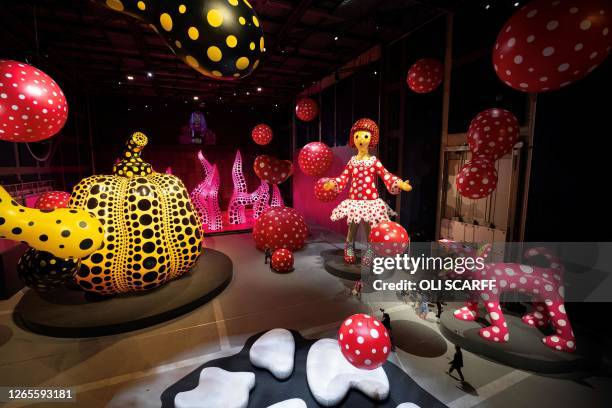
[293,145,352,236]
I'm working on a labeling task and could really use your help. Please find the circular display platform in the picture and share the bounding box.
[321,248,396,282]
[439,308,601,373]
[14,249,233,338]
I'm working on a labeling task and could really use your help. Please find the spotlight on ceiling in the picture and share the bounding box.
[513,2,519,6]
[334,36,339,41]
[147,72,153,78]
[257,87,262,92]
[484,4,490,9]
[246,91,250,96]
[193,96,199,100]
[127,75,134,80]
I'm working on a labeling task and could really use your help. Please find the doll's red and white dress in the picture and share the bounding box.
[330,155,401,225]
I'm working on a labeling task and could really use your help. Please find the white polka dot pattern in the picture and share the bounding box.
[314,177,339,202]
[338,313,391,370]
[0,60,68,142]
[34,191,71,210]
[295,98,318,122]
[467,108,519,160]
[251,123,273,145]
[406,58,444,94]
[298,142,333,177]
[456,156,498,199]
[253,155,293,185]
[253,206,309,251]
[271,248,294,272]
[493,0,611,93]
[369,221,410,257]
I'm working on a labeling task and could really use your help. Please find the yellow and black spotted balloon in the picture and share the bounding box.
[68,131,204,295]
[17,249,79,292]
[96,0,265,80]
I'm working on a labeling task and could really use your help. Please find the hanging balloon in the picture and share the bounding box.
[251,123,273,145]
[467,108,519,160]
[493,0,611,93]
[456,157,498,199]
[94,0,265,80]
[298,142,333,176]
[295,98,318,122]
[0,60,68,142]
[314,177,338,202]
[253,155,293,184]
[406,58,444,93]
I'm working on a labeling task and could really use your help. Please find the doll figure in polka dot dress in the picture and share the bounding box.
[324,118,412,266]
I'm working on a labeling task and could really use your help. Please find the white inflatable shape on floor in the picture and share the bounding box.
[266,398,307,408]
[396,403,421,408]
[250,328,295,380]
[306,338,389,407]
[174,367,255,408]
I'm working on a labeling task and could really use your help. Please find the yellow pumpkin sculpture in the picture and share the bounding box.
[69,131,203,294]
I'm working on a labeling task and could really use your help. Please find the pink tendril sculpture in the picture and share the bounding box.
[440,240,576,352]
[270,184,284,207]
[191,151,222,231]
[228,150,270,224]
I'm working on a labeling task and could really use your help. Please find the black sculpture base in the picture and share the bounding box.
[321,249,396,282]
[439,308,600,373]
[14,249,232,338]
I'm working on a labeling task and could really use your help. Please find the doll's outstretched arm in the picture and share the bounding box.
[374,158,412,194]
[324,161,352,192]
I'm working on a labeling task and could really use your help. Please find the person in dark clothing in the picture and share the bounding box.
[264,247,272,264]
[436,301,443,319]
[447,345,465,381]
[380,309,395,350]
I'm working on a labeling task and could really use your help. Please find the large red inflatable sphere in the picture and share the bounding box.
[369,221,410,257]
[298,142,333,176]
[271,248,294,272]
[406,58,444,93]
[34,191,71,210]
[456,156,499,199]
[251,124,273,145]
[253,206,309,251]
[338,314,392,370]
[467,108,519,160]
[0,60,68,142]
[493,0,611,93]
[295,98,318,122]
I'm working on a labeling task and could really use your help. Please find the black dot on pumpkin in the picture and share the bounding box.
[143,229,153,239]
[140,214,152,225]
[143,256,157,269]
[80,280,93,290]
[61,230,71,238]
[92,277,102,284]
[87,198,98,209]
[91,253,103,264]
[12,227,22,235]
[39,234,48,241]
[138,200,151,211]
[80,239,93,250]
[79,221,87,228]
[143,242,155,253]
[143,271,158,283]
[0,217,5,225]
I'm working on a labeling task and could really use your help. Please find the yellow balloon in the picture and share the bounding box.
[0,186,103,259]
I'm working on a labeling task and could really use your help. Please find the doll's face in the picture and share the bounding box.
[353,130,371,152]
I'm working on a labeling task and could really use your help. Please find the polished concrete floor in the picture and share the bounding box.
[0,228,611,407]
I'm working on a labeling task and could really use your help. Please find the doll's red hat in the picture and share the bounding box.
[350,118,379,148]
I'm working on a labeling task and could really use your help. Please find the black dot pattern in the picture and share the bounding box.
[68,132,203,295]
[17,248,78,292]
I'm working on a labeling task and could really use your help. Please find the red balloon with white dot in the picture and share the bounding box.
[338,313,391,370]
[406,58,444,93]
[34,191,71,210]
[0,60,68,142]
[369,221,410,257]
[271,248,294,272]
[493,0,611,93]
[314,177,338,202]
[467,108,519,160]
[295,98,318,122]
[251,123,273,145]
[253,206,309,251]
[456,156,498,199]
[298,141,333,176]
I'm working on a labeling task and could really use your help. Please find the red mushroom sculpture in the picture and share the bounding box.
[338,313,392,370]
[271,248,294,272]
[369,221,410,257]
[34,191,71,210]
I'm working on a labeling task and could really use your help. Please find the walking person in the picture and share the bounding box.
[380,308,395,350]
[264,246,272,264]
[418,294,430,320]
[447,345,465,382]
[436,301,443,321]
[351,280,363,300]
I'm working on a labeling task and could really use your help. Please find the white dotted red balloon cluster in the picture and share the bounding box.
[253,154,293,185]
[34,191,71,210]
[368,221,410,257]
[456,156,498,199]
[0,60,68,142]
[406,58,444,93]
[271,248,294,272]
[298,141,333,177]
[314,177,338,202]
[295,98,318,122]
[253,206,309,251]
[467,108,519,160]
[338,314,391,370]
[493,0,611,93]
[251,123,273,145]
